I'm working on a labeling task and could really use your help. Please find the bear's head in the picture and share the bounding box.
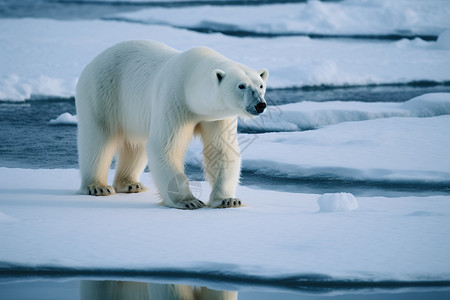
[212,66,269,118]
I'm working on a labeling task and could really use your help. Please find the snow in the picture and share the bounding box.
[1,17,449,101]
[109,0,450,37]
[317,193,358,213]
[1,167,449,283]
[48,112,77,126]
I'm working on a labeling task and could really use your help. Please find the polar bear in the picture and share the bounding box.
[76,40,268,209]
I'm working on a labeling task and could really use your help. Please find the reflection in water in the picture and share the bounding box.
[80,280,238,300]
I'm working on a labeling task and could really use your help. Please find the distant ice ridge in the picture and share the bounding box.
[109,0,450,37]
[1,18,450,101]
[240,93,450,132]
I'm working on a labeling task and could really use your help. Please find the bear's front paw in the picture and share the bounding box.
[168,198,205,210]
[114,182,147,194]
[210,198,242,208]
[87,185,115,196]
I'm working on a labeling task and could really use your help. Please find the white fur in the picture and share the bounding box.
[76,40,268,209]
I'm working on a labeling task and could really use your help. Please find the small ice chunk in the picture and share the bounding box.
[317,192,358,212]
[49,112,77,125]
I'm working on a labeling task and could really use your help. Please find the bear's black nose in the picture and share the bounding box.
[255,102,266,113]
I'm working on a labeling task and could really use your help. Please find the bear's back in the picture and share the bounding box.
[86,40,180,78]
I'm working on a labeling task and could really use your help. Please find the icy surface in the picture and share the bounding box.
[109,0,450,37]
[317,193,358,213]
[0,168,449,282]
[1,18,450,101]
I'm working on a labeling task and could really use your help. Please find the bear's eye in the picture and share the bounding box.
[260,84,263,89]
[238,84,246,90]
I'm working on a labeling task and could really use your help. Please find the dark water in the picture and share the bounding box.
[267,83,450,105]
[0,99,78,169]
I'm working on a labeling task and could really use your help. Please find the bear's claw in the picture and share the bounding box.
[210,197,242,208]
[168,198,205,210]
[87,185,115,196]
[181,199,205,210]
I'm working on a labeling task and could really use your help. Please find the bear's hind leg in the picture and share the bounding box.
[79,129,117,196]
[113,140,148,193]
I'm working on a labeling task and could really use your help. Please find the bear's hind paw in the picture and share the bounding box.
[87,185,115,196]
[210,198,242,208]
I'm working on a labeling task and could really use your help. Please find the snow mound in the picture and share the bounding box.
[317,193,359,213]
[401,93,450,117]
[49,112,78,125]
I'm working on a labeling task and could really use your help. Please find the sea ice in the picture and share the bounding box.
[1,168,449,282]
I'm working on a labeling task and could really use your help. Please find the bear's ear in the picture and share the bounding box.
[212,69,225,84]
[258,68,269,82]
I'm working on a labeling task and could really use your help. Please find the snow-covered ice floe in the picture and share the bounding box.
[0,168,450,284]
[1,18,450,101]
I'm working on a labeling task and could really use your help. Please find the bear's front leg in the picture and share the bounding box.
[198,119,242,208]
[147,125,205,210]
